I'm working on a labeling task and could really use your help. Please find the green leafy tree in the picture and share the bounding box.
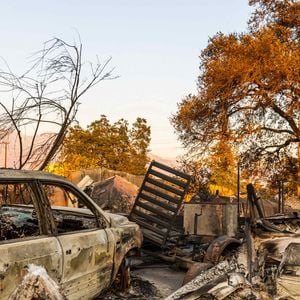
[130,118,151,174]
[60,115,151,175]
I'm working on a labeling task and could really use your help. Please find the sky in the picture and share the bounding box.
[0,1,253,159]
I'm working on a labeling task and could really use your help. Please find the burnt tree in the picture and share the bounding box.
[0,37,115,170]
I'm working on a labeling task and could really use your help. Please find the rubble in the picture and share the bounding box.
[165,260,243,300]
[131,165,300,300]
[97,275,162,300]
[77,175,94,192]
[182,263,213,285]
[2,162,300,299]
[0,207,39,240]
[9,264,63,300]
[165,217,300,299]
[91,175,138,214]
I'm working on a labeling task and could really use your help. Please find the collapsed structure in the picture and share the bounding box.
[78,175,138,214]
[128,161,300,299]
[1,162,297,299]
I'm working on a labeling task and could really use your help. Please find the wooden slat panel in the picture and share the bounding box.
[129,160,191,247]
[146,177,184,196]
[142,231,164,246]
[152,160,191,180]
[139,192,178,212]
[131,209,170,229]
[143,185,181,205]
[149,169,186,188]
[133,200,174,220]
[130,215,167,237]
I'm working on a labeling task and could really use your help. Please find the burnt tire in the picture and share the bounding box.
[114,257,131,291]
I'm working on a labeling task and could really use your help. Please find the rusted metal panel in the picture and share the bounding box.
[110,223,143,282]
[203,235,241,264]
[184,203,238,237]
[130,160,191,247]
[0,237,62,299]
[224,203,238,237]
[58,230,114,299]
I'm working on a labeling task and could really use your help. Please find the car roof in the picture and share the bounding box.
[0,168,67,182]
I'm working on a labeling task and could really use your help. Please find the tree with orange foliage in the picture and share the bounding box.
[172,0,299,172]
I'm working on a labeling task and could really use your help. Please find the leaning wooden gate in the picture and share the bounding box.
[129,160,191,247]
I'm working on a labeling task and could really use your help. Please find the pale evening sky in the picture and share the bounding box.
[0,1,253,159]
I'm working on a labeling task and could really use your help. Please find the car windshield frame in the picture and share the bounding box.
[37,179,110,229]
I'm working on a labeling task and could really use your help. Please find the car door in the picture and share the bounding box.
[40,181,115,300]
[0,180,63,299]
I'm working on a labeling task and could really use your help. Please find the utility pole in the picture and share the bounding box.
[0,140,9,168]
[237,161,240,218]
[298,118,300,197]
[278,180,284,214]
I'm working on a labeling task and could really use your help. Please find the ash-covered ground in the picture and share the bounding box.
[97,275,162,300]
[97,265,185,300]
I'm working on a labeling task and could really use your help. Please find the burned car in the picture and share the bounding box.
[0,169,142,299]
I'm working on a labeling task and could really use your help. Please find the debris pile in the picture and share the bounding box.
[77,175,94,196]
[90,175,138,214]
[9,264,63,300]
[166,260,241,300]
[97,275,162,300]
[0,208,39,240]
[77,175,94,191]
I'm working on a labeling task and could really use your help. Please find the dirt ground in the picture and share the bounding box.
[98,265,185,299]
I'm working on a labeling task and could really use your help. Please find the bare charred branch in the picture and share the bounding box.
[0,37,115,170]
